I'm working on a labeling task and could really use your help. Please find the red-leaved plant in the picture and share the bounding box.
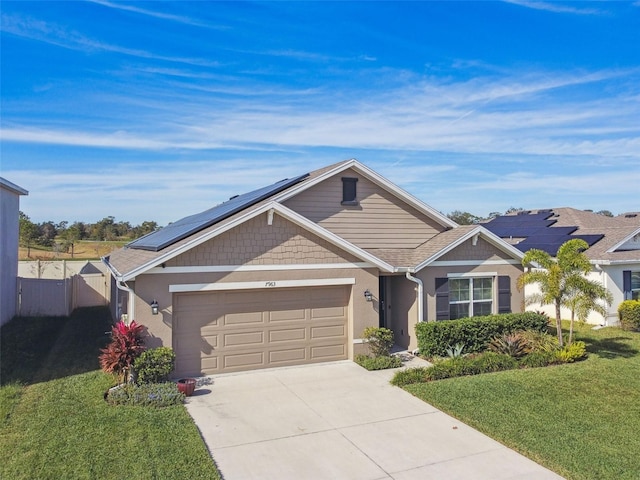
[99,321,146,383]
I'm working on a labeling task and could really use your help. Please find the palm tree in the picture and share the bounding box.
[564,281,613,344]
[517,239,611,347]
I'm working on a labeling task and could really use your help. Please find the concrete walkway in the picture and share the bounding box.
[185,361,563,480]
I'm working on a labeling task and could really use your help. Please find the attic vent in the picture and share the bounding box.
[625,214,638,218]
[229,195,239,200]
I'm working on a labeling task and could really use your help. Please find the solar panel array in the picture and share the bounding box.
[127,173,310,252]
[483,211,604,255]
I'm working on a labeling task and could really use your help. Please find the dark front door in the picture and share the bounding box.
[379,276,387,328]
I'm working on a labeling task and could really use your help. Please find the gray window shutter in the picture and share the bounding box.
[623,270,632,300]
[435,278,449,321]
[498,276,512,314]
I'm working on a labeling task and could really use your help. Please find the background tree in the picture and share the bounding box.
[19,211,39,257]
[517,239,610,347]
[447,210,481,225]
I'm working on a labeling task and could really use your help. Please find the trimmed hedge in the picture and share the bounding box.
[415,312,549,357]
[618,300,640,332]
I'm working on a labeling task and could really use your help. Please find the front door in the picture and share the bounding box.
[378,276,387,328]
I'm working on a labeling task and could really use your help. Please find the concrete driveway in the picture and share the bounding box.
[185,361,563,480]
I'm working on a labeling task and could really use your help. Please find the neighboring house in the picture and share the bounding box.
[483,208,640,326]
[103,160,525,376]
[0,177,29,326]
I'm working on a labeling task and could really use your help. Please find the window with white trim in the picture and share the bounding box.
[448,277,493,320]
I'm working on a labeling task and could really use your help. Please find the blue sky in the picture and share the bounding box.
[2,1,639,225]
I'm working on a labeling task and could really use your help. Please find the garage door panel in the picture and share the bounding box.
[174,286,350,376]
[310,324,346,339]
[223,351,264,369]
[269,348,306,364]
[223,331,264,347]
[269,308,307,322]
[224,311,264,325]
[311,344,346,359]
[269,328,306,342]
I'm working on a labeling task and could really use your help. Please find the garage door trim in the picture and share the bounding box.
[169,277,356,293]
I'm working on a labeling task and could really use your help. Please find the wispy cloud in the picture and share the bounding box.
[0,13,219,67]
[3,67,639,161]
[505,0,608,15]
[87,0,228,29]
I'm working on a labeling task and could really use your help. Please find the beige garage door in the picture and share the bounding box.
[173,285,350,376]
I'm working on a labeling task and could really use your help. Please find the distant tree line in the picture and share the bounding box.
[19,212,159,255]
[446,207,615,225]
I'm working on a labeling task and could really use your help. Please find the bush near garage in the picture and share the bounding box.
[415,312,549,358]
[618,300,640,332]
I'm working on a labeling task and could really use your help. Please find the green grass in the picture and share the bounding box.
[404,323,640,480]
[0,308,221,480]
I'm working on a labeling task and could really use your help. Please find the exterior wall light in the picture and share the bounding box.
[150,299,159,315]
[364,289,373,302]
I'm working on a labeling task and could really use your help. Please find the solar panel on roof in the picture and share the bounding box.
[127,173,309,252]
[483,210,604,255]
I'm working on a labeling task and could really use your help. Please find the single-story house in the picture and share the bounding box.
[483,208,640,325]
[103,160,525,376]
[1,177,29,326]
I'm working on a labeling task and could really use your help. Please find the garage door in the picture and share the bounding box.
[173,285,350,376]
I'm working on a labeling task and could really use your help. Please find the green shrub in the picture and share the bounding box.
[105,382,184,407]
[618,300,640,332]
[415,312,549,357]
[555,341,588,363]
[488,331,530,358]
[355,354,403,371]
[520,329,559,353]
[134,347,176,384]
[518,350,559,368]
[473,351,519,372]
[362,327,395,357]
[427,353,518,380]
[390,367,431,386]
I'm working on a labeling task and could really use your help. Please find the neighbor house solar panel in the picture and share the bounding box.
[483,211,604,255]
[127,173,309,252]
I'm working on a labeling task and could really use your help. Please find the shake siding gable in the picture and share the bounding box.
[166,214,362,267]
[438,237,514,262]
[283,169,446,249]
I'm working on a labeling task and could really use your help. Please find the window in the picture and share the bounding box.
[341,177,358,205]
[623,270,640,300]
[448,277,493,320]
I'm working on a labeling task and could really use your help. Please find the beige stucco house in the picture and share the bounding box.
[1,178,29,326]
[103,160,525,376]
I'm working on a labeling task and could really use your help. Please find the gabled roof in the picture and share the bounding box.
[366,225,524,271]
[483,208,640,264]
[104,159,522,280]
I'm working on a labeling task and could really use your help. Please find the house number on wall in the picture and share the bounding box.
[265,281,277,287]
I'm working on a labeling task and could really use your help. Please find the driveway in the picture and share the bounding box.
[185,361,563,480]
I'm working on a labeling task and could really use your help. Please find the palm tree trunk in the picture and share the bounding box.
[555,302,564,347]
[569,311,575,345]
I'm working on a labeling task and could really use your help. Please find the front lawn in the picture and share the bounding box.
[404,322,640,480]
[0,307,221,480]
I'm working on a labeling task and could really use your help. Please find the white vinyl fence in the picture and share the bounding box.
[16,261,110,317]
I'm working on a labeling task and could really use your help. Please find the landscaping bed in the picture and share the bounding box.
[402,322,640,480]
[0,307,221,480]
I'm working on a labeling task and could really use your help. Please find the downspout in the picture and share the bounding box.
[102,255,135,324]
[405,272,424,323]
[115,280,135,324]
